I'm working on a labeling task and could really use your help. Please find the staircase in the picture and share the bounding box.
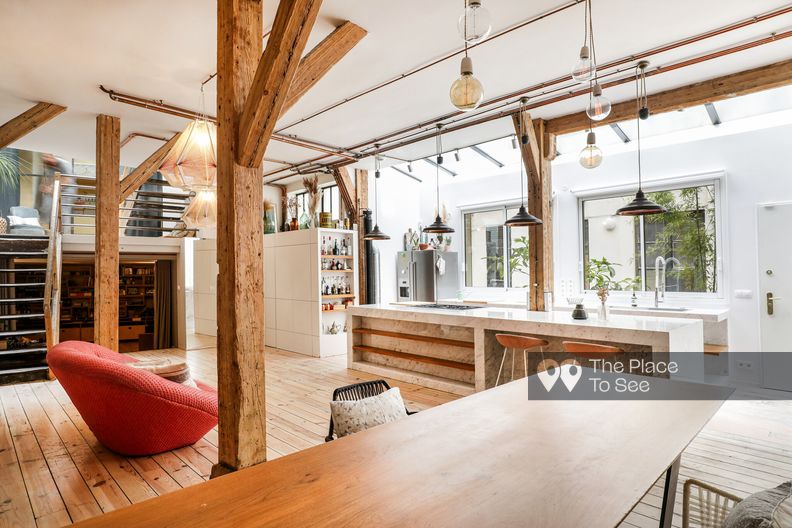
[0,178,62,385]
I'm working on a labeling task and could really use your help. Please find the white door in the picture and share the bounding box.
[758,203,792,390]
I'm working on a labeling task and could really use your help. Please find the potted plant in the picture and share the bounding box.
[585,257,640,320]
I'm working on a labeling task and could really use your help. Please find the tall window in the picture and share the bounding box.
[293,184,340,219]
[464,206,530,288]
[581,183,718,294]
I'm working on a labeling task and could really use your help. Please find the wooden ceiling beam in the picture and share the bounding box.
[281,21,366,117]
[512,110,541,179]
[118,132,181,203]
[331,166,356,220]
[0,102,67,149]
[237,0,323,168]
[546,57,792,136]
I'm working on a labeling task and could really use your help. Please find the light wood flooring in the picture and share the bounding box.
[1,338,790,527]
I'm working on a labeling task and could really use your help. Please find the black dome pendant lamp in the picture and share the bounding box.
[364,145,390,241]
[616,61,666,217]
[505,98,542,227]
[424,124,455,234]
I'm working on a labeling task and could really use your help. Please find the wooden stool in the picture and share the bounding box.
[561,341,623,360]
[494,334,549,386]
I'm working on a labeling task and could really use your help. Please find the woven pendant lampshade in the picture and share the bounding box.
[159,119,217,191]
[182,188,217,229]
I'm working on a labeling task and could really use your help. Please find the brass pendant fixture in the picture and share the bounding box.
[616,61,666,217]
[504,98,542,227]
[424,125,455,234]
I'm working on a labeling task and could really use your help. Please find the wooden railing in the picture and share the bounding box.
[44,172,63,357]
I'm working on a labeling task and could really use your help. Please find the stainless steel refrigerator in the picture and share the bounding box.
[396,251,459,302]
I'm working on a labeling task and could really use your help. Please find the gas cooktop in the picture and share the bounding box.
[418,304,483,311]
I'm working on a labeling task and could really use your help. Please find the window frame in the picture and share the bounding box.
[291,183,340,219]
[575,171,727,300]
[460,200,530,290]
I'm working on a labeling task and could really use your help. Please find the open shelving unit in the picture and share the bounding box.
[263,227,358,358]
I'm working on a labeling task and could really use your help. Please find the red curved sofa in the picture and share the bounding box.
[48,341,218,456]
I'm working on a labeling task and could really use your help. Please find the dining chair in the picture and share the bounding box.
[325,379,416,442]
[494,334,549,386]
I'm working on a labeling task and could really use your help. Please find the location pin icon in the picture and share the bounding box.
[536,359,561,391]
[560,359,582,391]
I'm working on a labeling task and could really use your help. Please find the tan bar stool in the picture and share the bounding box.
[561,341,623,360]
[494,334,549,386]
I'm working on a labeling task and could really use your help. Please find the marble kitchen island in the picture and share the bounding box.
[347,304,704,395]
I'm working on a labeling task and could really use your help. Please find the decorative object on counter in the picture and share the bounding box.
[631,291,639,307]
[287,196,299,231]
[404,228,420,250]
[616,61,667,217]
[263,199,277,234]
[364,145,390,241]
[303,175,323,228]
[568,297,588,320]
[320,212,332,228]
[424,124,455,234]
[505,98,542,227]
[326,321,341,335]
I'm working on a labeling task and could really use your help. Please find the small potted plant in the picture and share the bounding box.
[585,257,640,320]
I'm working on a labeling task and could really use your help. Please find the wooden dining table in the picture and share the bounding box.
[74,371,733,528]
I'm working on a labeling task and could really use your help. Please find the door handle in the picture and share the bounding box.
[767,292,782,315]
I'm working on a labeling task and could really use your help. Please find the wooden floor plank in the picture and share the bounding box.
[11,385,103,522]
[0,384,37,528]
[0,387,71,527]
[0,337,788,527]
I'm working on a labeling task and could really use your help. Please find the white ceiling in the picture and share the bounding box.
[1,0,791,180]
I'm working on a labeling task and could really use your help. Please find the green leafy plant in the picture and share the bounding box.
[645,187,716,293]
[0,149,20,194]
[483,235,530,287]
[585,256,641,302]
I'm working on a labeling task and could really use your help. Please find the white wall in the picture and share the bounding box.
[371,170,423,304]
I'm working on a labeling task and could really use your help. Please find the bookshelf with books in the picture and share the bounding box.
[59,261,156,344]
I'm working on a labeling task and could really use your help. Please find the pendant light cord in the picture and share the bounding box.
[588,0,598,83]
[636,64,643,191]
[518,102,526,208]
[435,126,443,216]
[463,0,469,58]
[374,146,380,225]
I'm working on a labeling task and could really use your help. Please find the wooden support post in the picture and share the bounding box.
[0,102,67,149]
[237,0,323,168]
[94,114,120,349]
[355,169,368,304]
[119,132,181,203]
[213,0,267,478]
[513,111,553,311]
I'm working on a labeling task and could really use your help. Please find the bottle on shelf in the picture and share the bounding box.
[340,240,347,256]
[333,238,339,255]
[321,237,326,255]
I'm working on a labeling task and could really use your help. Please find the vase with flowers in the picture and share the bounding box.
[303,175,323,229]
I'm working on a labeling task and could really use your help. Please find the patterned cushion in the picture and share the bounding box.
[724,481,792,528]
[132,359,197,388]
[330,387,408,438]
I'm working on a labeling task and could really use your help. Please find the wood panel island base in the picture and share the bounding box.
[347,304,705,395]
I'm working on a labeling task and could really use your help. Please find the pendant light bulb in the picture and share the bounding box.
[424,125,454,234]
[450,56,484,111]
[579,131,603,169]
[586,83,612,121]
[572,45,595,82]
[458,0,491,44]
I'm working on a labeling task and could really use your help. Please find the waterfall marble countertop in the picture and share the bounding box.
[350,303,704,352]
